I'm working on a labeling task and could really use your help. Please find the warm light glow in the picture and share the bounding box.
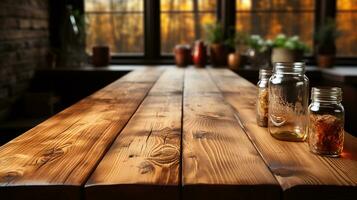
[237,0,252,10]
[84,0,356,56]
[338,0,357,10]
[336,0,357,56]
[236,0,314,48]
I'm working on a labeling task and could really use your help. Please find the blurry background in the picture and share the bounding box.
[84,0,356,56]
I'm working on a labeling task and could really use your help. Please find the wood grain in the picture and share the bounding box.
[85,68,184,200]
[182,68,280,200]
[149,67,184,95]
[0,67,164,200]
[1,67,357,200]
[117,66,165,83]
[208,68,357,200]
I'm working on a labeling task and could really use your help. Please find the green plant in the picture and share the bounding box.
[272,34,309,53]
[224,30,247,49]
[205,23,225,44]
[245,35,272,53]
[314,18,340,54]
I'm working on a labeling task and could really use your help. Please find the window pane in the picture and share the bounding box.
[236,12,314,48]
[198,1,217,11]
[236,0,314,51]
[336,0,357,56]
[161,13,215,53]
[337,0,357,10]
[85,0,144,54]
[86,13,144,54]
[161,0,194,11]
[160,0,216,54]
[85,0,143,12]
[236,0,314,11]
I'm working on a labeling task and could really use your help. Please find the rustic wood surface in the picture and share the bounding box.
[0,66,357,200]
[182,68,280,200]
[85,68,184,200]
[208,68,357,200]
[0,67,164,200]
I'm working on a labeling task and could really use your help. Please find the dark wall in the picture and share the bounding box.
[0,0,50,119]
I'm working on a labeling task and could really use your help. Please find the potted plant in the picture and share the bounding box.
[271,34,309,63]
[205,23,227,67]
[314,19,340,68]
[226,32,248,71]
[245,35,272,68]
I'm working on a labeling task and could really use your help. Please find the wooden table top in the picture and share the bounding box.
[0,67,356,200]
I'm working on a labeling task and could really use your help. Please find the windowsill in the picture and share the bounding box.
[105,54,357,66]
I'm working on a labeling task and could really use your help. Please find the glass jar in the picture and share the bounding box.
[268,62,309,141]
[256,68,272,127]
[308,87,344,157]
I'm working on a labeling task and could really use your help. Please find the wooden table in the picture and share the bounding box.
[0,67,356,200]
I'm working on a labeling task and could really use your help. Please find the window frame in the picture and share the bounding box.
[79,0,357,65]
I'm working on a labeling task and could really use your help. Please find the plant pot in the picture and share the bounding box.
[271,48,303,63]
[227,52,246,71]
[192,40,207,68]
[92,46,110,67]
[174,45,191,67]
[210,43,227,67]
[317,54,334,68]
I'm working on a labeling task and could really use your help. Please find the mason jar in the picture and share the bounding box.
[308,87,344,157]
[268,62,309,141]
[256,68,272,127]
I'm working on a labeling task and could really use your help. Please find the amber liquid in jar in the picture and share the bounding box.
[308,87,344,157]
[256,68,272,127]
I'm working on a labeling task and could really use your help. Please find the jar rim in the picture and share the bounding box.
[273,62,305,74]
[274,62,305,67]
[259,68,273,76]
[311,87,342,102]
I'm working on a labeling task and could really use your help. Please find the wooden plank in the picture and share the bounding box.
[182,68,280,200]
[85,68,184,200]
[208,68,357,200]
[149,67,184,95]
[184,67,220,94]
[0,68,164,200]
[117,66,166,83]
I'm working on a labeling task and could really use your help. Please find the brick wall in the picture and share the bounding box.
[0,0,49,118]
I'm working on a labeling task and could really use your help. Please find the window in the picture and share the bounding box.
[336,0,357,57]
[82,0,356,61]
[160,0,217,54]
[236,0,314,51]
[85,0,144,55]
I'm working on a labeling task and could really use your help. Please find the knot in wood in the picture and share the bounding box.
[33,145,67,166]
[193,131,212,139]
[149,144,180,165]
[138,161,155,174]
[1,170,23,182]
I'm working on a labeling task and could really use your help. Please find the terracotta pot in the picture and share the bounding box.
[317,54,334,68]
[174,45,191,67]
[228,52,245,71]
[92,46,110,67]
[271,48,303,64]
[192,40,207,68]
[210,43,227,67]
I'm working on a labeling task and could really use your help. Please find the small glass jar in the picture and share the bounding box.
[256,68,272,127]
[268,62,309,141]
[308,87,344,157]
